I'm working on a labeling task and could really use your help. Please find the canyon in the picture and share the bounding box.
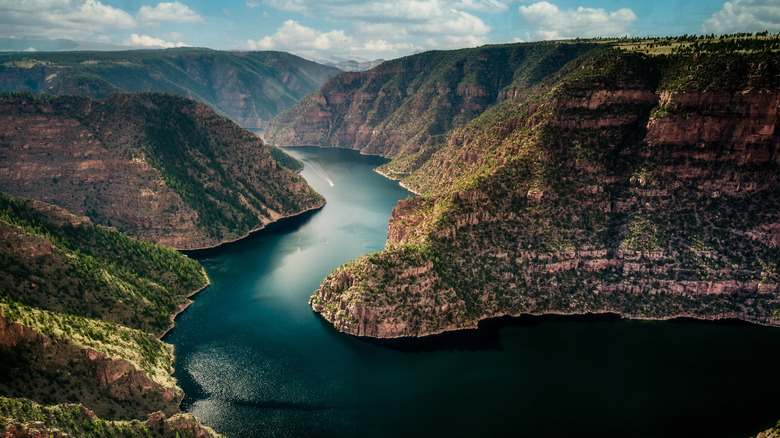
[265,40,780,339]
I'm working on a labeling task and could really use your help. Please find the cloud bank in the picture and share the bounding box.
[702,0,780,34]
[248,0,495,58]
[518,1,637,40]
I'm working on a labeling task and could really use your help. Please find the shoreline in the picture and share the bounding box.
[179,202,325,257]
[273,143,422,196]
[372,167,422,196]
[337,309,779,342]
[163,202,326,340]
[159,269,211,340]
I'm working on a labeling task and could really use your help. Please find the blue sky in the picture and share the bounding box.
[0,0,778,60]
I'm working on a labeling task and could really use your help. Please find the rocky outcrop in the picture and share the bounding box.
[0,93,324,250]
[309,42,780,339]
[0,399,221,438]
[0,49,340,129]
[0,316,180,420]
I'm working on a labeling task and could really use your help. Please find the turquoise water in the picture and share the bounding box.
[166,146,780,438]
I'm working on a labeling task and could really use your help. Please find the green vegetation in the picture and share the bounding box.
[0,191,206,335]
[613,32,780,56]
[267,41,597,159]
[266,145,304,171]
[0,397,220,437]
[138,93,271,239]
[0,296,175,388]
[0,192,219,429]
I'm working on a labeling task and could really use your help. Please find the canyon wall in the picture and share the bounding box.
[299,43,780,338]
[0,93,324,250]
[266,42,597,159]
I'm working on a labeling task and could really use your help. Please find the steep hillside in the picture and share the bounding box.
[0,49,341,129]
[0,92,324,250]
[304,38,780,338]
[0,192,216,435]
[266,42,597,159]
[0,192,206,336]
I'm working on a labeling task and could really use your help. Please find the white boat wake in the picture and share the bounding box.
[301,158,334,186]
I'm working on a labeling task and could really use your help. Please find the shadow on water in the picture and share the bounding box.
[181,207,322,260]
[329,313,624,353]
[351,312,763,353]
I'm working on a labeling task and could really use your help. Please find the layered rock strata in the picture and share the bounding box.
[0,93,324,250]
[305,44,780,338]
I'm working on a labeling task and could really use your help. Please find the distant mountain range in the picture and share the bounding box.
[0,47,341,129]
[298,53,386,72]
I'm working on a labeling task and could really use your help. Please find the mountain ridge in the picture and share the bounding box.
[0,92,325,250]
[0,48,341,129]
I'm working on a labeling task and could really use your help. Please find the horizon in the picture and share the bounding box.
[0,0,779,62]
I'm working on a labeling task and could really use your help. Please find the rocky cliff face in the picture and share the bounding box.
[307,43,780,338]
[0,93,324,250]
[266,42,596,158]
[0,315,180,420]
[0,49,340,129]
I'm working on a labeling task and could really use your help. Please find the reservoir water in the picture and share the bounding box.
[166,146,780,438]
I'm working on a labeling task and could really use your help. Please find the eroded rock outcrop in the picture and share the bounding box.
[0,192,211,431]
[0,316,181,420]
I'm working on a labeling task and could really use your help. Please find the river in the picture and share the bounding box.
[166,146,780,438]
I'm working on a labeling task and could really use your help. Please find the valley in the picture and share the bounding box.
[0,34,778,437]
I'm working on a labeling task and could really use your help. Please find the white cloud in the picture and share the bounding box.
[261,0,498,23]
[262,0,307,13]
[702,0,780,34]
[137,2,205,24]
[442,34,491,47]
[246,0,261,7]
[0,0,136,39]
[246,20,352,51]
[251,1,495,58]
[125,33,187,48]
[416,9,491,35]
[78,0,136,27]
[454,0,508,13]
[518,1,636,40]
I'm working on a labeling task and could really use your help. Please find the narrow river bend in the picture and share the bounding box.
[166,146,780,438]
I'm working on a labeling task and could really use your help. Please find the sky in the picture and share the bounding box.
[0,0,779,60]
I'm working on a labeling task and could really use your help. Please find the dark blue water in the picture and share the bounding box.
[166,146,780,438]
